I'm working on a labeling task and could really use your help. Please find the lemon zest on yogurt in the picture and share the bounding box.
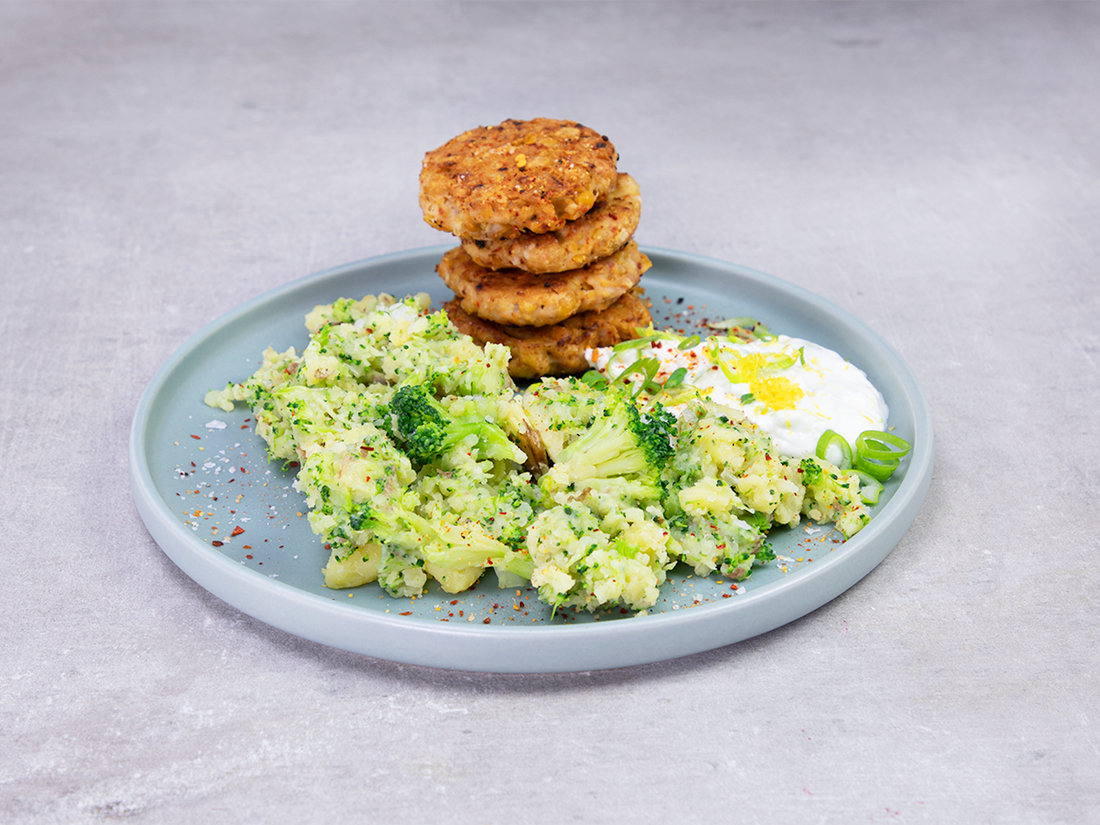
[711,349,804,412]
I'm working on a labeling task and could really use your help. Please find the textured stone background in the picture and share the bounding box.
[2,2,1097,822]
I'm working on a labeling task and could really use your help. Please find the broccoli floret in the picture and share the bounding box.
[390,384,524,467]
[541,388,675,500]
[799,457,824,485]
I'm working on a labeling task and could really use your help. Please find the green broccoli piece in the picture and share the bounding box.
[799,456,824,485]
[541,388,676,498]
[390,383,523,467]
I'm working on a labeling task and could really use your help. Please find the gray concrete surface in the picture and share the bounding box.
[2,2,1097,822]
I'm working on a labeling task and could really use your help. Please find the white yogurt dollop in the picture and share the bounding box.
[587,334,888,460]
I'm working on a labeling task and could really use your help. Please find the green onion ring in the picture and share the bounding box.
[853,455,898,482]
[852,470,883,505]
[855,431,911,461]
[852,430,912,481]
[815,429,853,470]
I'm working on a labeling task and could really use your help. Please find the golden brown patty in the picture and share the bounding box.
[445,291,652,379]
[419,118,619,241]
[461,173,642,274]
[437,239,651,328]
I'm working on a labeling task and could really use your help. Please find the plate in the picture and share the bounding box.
[129,246,933,673]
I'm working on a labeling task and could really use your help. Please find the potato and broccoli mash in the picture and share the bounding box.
[205,293,882,615]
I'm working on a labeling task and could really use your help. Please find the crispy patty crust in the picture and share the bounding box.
[445,290,652,379]
[437,239,651,328]
[419,118,618,241]
[461,173,641,274]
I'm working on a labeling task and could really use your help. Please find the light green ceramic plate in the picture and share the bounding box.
[129,247,933,673]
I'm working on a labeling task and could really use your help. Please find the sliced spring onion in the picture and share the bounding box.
[580,370,608,390]
[815,429,911,483]
[815,429,853,470]
[855,431,912,460]
[853,430,912,481]
[613,357,663,397]
[853,455,896,482]
[852,469,883,505]
[663,366,689,391]
[704,341,743,383]
[677,334,701,350]
[610,336,660,355]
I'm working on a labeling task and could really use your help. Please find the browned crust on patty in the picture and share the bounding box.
[419,118,619,241]
[461,173,642,274]
[437,239,651,328]
[445,290,653,379]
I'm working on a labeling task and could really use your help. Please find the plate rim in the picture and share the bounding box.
[129,245,934,673]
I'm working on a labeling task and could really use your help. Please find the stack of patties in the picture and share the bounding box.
[418,117,652,379]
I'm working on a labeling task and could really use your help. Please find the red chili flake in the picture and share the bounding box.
[240,467,247,473]
[190,434,201,440]
[240,424,249,430]
[190,462,196,468]
[482,617,491,624]
[231,526,245,536]
[450,600,458,605]
[242,545,251,550]
[399,611,412,616]
[211,540,224,547]
[246,554,253,559]
[730,584,738,590]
